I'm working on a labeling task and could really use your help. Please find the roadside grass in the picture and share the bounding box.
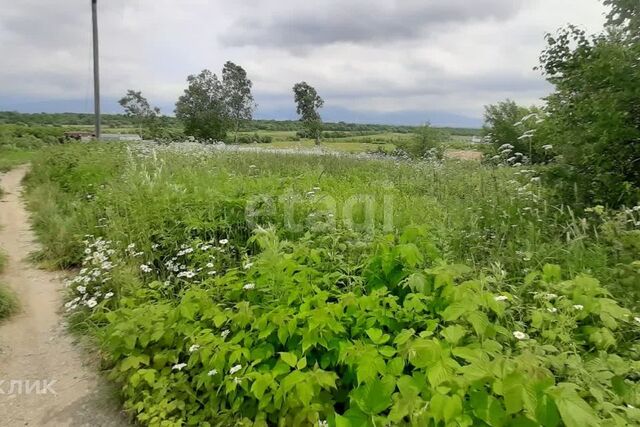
[22,142,640,425]
[0,251,18,321]
[0,149,37,172]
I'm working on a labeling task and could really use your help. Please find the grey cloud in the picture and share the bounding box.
[223,0,526,48]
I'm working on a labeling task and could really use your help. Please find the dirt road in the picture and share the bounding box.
[0,166,129,426]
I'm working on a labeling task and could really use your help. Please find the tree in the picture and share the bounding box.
[118,90,161,138]
[482,100,544,160]
[536,0,640,207]
[175,69,230,141]
[397,124,447,160]
[222,62,256,143]
[293,82,324,145]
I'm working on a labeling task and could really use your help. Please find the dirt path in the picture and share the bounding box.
[0,166,129,426]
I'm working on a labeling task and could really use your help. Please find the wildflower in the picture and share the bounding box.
[318,421,329,427]
[243,262,253,270]
[573,304,584,310]
[547,307,558,313]
[543,293,558,300]
[76,285,87,294]
[229,364,242,374]
[172,363,187,371]
[140,264,153,273]
[494,295,508,302]
[206,262,214,268]
[177,271,196,279]
[249,164,257,168]
[104,291,114,299]
[221,329,230,338]
[208,270,217,275]
[152,244,160,250]
[243,283,255,290]
[513,331,528,340]
[542,144,553,150]
[312,187,321,191]
[207,369,217,376]
[86,298,98,308]
[531,177,541,183]
[189,344,200,353]
[219,239,229,245]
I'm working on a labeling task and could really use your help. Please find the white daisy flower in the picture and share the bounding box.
[513,331,528,340]
[219,239,229,245]
[86,298,98,308]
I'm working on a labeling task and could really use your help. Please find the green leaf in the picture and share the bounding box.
[405,273,429,293]
[443,394,463,422]
[251,374,272,400]
[336,409,372,427]
[280,352,298,368]
[296,357,307,370]
[442,302,472,322]
[408,338,441,368]
[470,390,506,427]
[352,377,395,415]
[466,311,490,337]
[441,325,467,345]
[357,354,385,384]
[394,329,415,345]
[366,328,390,345]
[386,357,405,376]
[296,381,313,406]
[547,383,599,427]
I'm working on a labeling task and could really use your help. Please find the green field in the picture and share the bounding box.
[17,141,640,426]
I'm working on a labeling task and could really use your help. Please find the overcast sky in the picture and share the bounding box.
[0,0,608,126]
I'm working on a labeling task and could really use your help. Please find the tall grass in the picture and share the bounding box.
[25,142,640,307]
[0,251,17,320]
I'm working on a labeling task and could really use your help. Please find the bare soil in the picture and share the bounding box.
[0,166,129,426]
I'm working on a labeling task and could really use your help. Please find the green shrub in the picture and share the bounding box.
[24,143,640,425]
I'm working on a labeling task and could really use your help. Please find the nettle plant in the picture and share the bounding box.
[96,229,639,427]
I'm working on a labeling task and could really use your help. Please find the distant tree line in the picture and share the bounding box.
[0,111,481,137]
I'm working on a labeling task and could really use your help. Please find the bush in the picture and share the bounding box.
[396,125,447,160]
[537,22,640,207]
[24,143,640,426]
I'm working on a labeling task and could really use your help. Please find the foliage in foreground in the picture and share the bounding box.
[25,143,640,426]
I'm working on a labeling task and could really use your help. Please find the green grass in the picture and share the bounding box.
[23,142,640,426]
[0,149,37,172]
[0,251,18,321]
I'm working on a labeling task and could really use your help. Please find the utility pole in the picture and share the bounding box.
[92,0,101,139]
